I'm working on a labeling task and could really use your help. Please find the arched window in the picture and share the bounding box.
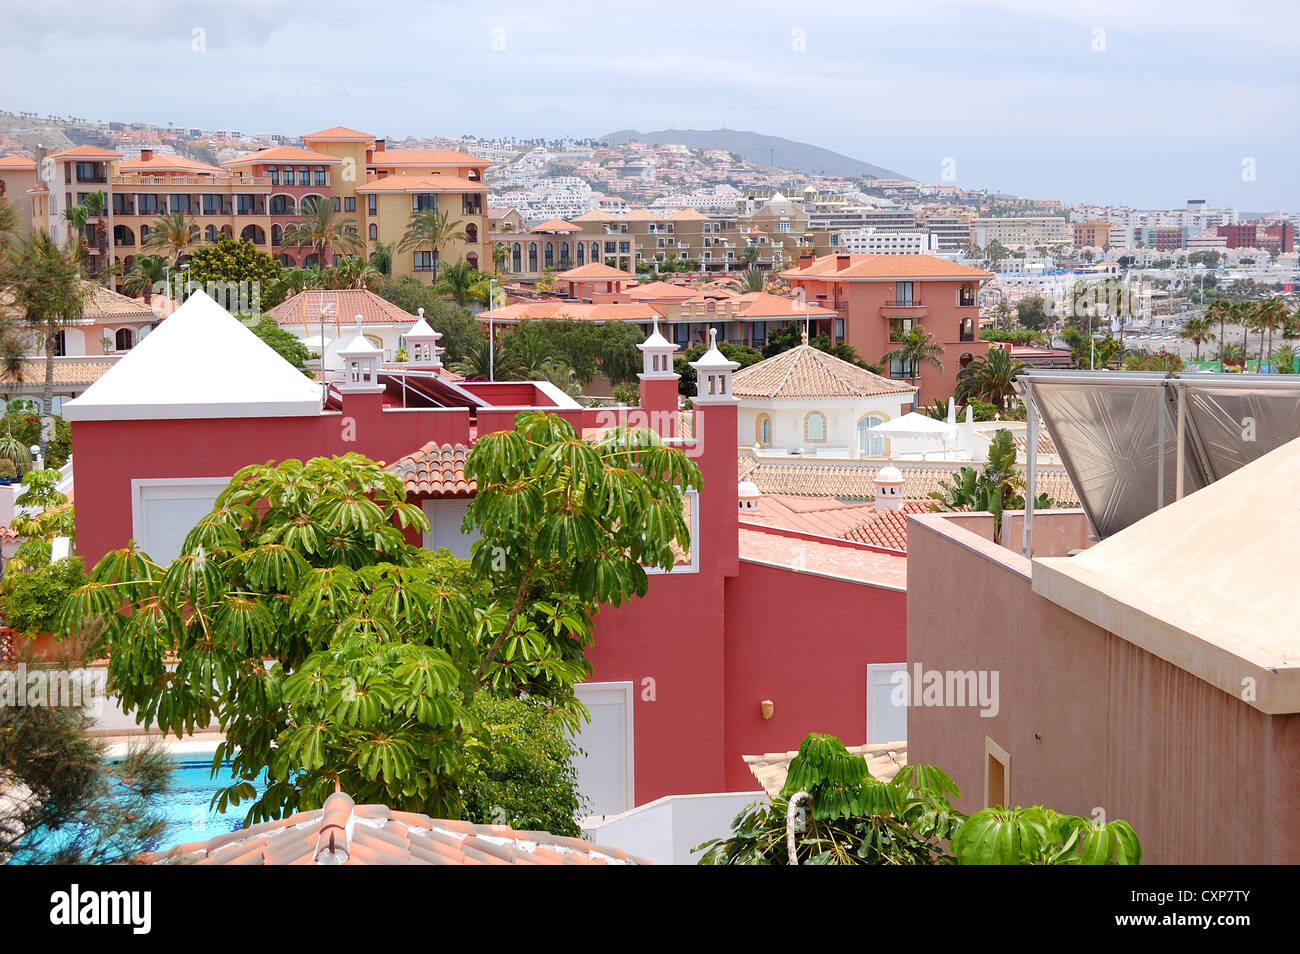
[804,411,827,443]
[297,166,310,186]
[241,224,265,244]
[269,167,279,185]
[756,414,772,447]
[466,252,478,270]
[282,166,294,184]
[139,224,150,241]
[314,166,326,186]
[577,242,585,264]
[512,242,522,272]
[368,223,378,240]
[560,242,570,265]
[271,224,283,247]
[528,243,538,272]
[205,225,218,242]
[115,327,136,351]
[591,242,599,263]
[464,222,478,242]
[544,242,554,268]
[858,415,885,457]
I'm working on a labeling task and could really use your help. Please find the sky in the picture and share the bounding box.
[2,0,1297,210]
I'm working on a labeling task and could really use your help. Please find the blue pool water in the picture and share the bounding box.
[12,755,261,862]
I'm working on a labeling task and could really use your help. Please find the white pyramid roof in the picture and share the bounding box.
[636,317,675,353]
[690,328,740,371]
[63,291,324,421]
[404,315,441,340]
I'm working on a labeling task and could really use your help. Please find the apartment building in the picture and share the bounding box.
[8,124,493,286]
[970,215,1071,249]
[839,228,937,254]
[492,205,836,280]
[1071,220,1115,248]
[780,253,993,404]
[1217,223,1257,249]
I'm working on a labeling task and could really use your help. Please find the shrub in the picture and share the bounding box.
[0,557,88,636]
[0,458,15,479]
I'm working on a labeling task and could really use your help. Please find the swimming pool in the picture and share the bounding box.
[11,754,261,862]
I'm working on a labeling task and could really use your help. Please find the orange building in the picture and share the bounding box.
[779,254,992,404]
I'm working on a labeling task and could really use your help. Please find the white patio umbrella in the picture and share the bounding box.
[866,412,959,455]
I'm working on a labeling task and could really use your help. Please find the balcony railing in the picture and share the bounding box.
[111,174,271,187]
[884,299,924,308]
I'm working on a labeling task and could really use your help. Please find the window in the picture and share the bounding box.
[858,415,885,457]
[282,166,294,185]
[368,223,377,240]
[512,242,522,272]
[131,478,230,566]
[985,737,1010,808]
[269,167,279,185]
[271,224,282,247]
[314,167,326,186]
[333,197,341,212]
[269,195,292,215]
[835,317,845,344]
[367,194,377,216]
[866,664,908,743]
[413,250,436,271]
[115,327,136,351]
[751,320,766,345]
[804,411,827,443]
[756,414,772,447]
[894,281,914,304]
[169,194,190,214]
[413,194,437,212]
[52,330,66,357]
[591,242,600,262]
[604,241,616,254]
[202,195,221,215]
[544,242,554,268]
[576,242,585,264]
[137,194,158,215]
[528,243,538,272]
[960,317,975,342]
[297,167,310,186]
[206,225,219,243]
[341,196,354,213]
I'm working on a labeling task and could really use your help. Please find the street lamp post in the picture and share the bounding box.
[488,278,498,382]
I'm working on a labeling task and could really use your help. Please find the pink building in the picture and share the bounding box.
[65,295,908,815]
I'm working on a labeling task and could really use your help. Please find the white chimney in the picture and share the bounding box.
[874,465,905,512]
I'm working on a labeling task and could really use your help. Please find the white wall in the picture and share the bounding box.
[738,396,912,456]
[581,791,766,865]
[421,498,480,559]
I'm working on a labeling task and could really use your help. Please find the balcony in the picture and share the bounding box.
[880,299,928,318]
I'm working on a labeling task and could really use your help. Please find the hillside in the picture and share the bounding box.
[599,128,909,180]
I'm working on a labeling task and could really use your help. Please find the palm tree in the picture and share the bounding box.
[369,241,395,277]
[119,254,167,300]
[739,243,761,266]
[1272,344,1296,374]
[1205,300,1231,371]
[63,204,90,261]
[281,196,365,268]
[1254,297,1289,372]
[397,209,465,279]
[142,210,207,266]
[434,258,478,305]
[1179,315,1215,361]
[0,198,19,242]
[492,242,510,276]
[322,256,383,291]
[736,265,764,293]
[84,190,107,270]
[956,347,1026,414]
[0,231,90,452]
[1227,300,1254,370]
[449,339,520,381]
[880,327,944,390]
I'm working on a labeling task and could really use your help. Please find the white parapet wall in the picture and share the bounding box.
[581,790,767,865]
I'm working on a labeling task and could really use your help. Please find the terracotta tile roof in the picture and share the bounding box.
[118,154,223,174]
[267,289,417,329]
[47,145,122,159]
[527,218,581,232]
[0,154,35,169]
[487,206,517,220]
[667,208,709,220]
[732,292,838,320]
[738,494,879,537]
[389,442,473,496]
[780,253,992,281]
[738,526,908,588]
[744,742,907,799]
[303,125,373,141]
[0,281,155,322]
[732,344,917,400]
[556,262,635,280]
[370,149,489,167]
[0,357,117,390]
[839,501,933,551]
[625,281,699,301]
[356,173,485,193]
[484,301,661,324]
[1010,429,1058,458]
[736,455,1080,506]
[150,791,647,865]
[221,146,341,166]
[569,209,619,222]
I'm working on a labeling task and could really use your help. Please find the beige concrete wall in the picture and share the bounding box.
[907,511,1300,864]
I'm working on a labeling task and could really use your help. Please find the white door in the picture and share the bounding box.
[131,478,228,565]
[570,682,634,818]
[421,498,480,559]
[866,663,908,744]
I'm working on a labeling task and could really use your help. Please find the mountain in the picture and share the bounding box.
[599,128,909,181]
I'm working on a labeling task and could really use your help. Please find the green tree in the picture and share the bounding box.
[0,230,91,452]
[1255,297,1290,371]
[142,210,207,266]
[952,805,1140,865]
[186,237,283,294]
[674,340,763,396]
[1016,295,1050,330]
[1179,315,1215,361]
[379,279,484,362]
[119,254,167,300]
[369,241,395,277]
[6,466,75,568]
[461,696,586,836]
[60,421,700,824]
[282,196,365,267]
[398,209,466,278]
[930,429,1054,545]
[62,204,90,261]
[321,256,383,291]
[435,259,480,305]
[736,265,764,292]
[244,317,313,375]
[880,327,944,387]
[955,348,1026,414]
[1272,343,1296,374]
[1205,300,1232,371]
